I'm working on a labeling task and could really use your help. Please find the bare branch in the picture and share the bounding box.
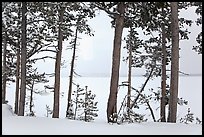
[45,73,55,77]
[29,56,56,62]
[37,49,57,53]
[166,70,189,75]
[92,2,118,16]
[44,85,54,89]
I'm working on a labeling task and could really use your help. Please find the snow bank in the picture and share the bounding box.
[2,104,16,117]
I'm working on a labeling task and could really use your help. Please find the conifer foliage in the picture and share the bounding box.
[67,85,98,122]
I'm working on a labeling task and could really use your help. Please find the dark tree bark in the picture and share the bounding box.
[52,7,64,118]
[168,2,179,123]
[14,42,20,114]
[160,6,167,122]
[18,2,27,116]
[29,80,34,114]
[2,30,7,104]
[145,100,156,122]
[127,27,133,117]
[84,86,88,122]
[107,2,126,123]
[66,24,78,117]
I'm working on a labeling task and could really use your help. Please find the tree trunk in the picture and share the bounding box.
[129,67,154,109]
[127,27,133,117]
[18,2,27,116]
[74,85,80,120]
[66,24,78,117]
[145,100,156,122]
[160,6,167,122]
[15,8,22,114]
[107,2,125,123]
[14,42,20,114]
[84,86,88,122]
[168,2,179,123]
[29,80,34,114]
[52,7,64,118]
[2,30,7,104]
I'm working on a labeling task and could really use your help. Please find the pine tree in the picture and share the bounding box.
[2,2,20,105]
[18,2,27,116]
[168,2,179,123]
[2,25,7,104]
[122,2,194,123]
[92,2,126,123]
[66,3,95,117]
[52,4,64,118]
[66,18,79,118]
[180,108,194,124]
[72,84,85,120]
[192,2,202,54]
[45,105,53,117]
[25,68,49,116]
[67,85,98,122]
[2,2,57,115]
[80,86,98,122]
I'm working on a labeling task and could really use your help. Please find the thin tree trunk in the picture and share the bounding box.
[18,2,27,116]
[84,86,88,122]
[14,42,20,114]
[127,27,132,117]
[74,85,80,120]
[107,2,125,123]
[29,80,34,114]
[2,30,7,104]
[66,24,78,117]
[168,2,179,123]
[160,6,167,122]
[52,7,64,118]
[129,67,154,109]
[146,100,156,122]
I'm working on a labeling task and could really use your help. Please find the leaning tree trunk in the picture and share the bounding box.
[66,24,78,118]
[52,7,64,118]
[107,2,125,123]
[18,2,27,116]
[160,5,167,122]
[129,67,154,109]
[168,2,179,123]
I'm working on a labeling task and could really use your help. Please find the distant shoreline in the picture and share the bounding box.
[66,73,202,78]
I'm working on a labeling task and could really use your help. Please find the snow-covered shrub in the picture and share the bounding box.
[78,86,98,122]
[68,85,98,122]
[180,108,194,124]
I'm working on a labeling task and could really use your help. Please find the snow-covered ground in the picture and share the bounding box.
[3,76,202,135]
[2,104,202,135]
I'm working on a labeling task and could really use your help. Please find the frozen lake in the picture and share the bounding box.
[6,75,202,122]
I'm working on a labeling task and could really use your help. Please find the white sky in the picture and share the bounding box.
[70,7,202,77]
[78,36,94,61]
[34,6,202,77]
